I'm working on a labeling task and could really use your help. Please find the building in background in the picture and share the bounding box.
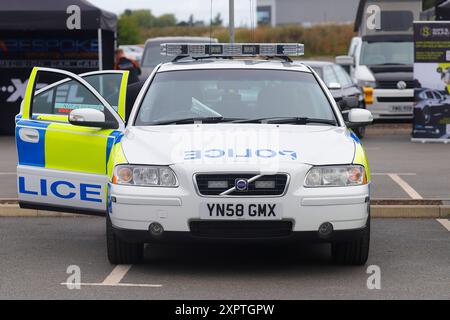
[256,0,360,27]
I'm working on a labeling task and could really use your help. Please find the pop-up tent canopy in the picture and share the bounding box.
[0,0,116,31]
[436,0,450,20]
[0,0,117,134]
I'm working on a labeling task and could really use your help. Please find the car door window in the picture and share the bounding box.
[33,81,103,116]
[323,66,339,86]
[83,74,123,112]
[434,91,444,100]
[425,91,434,99]
[333,65,353,88]
[31,72,115,122]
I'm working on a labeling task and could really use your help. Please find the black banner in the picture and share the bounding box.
[0,30,114,134]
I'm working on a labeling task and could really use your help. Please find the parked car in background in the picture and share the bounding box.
[415,88,450,124]
[140,37,218,81]
[119,45,144,64]
[300,60,366,138]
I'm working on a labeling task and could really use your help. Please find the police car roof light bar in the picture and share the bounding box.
[160,43,305,59]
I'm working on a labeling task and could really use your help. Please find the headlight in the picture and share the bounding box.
[304,165,367,187]
[113,165,178,187]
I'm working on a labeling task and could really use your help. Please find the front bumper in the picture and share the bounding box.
[109,182,370,241]
[367,88,414,119]
[111,223,369,244]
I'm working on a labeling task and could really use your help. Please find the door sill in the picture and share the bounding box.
[19,201,106,217]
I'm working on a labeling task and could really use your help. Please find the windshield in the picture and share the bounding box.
[134,69,336,125]
[142,44,173,67]
[360,41,413,65]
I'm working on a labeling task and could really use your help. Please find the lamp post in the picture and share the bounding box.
[229,0,235,43]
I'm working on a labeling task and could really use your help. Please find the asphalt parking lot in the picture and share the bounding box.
[0,217,448,299]
[1,125,450,200]
[1,126,449,300]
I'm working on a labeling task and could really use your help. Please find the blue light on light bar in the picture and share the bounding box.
[160,43,304,57]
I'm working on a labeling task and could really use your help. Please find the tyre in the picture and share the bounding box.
[331,218,370,265]
[106,215,144,264]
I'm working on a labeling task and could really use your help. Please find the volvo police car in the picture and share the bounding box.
[15,43,373,265]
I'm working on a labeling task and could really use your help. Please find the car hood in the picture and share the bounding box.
[120,124,357,168]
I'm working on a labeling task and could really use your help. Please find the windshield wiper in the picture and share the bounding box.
[151,117,243,125]
[232,117,337,125]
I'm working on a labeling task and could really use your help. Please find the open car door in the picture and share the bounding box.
[15,67,129,215]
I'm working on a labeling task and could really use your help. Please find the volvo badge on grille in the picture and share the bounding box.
[235,179,248,191]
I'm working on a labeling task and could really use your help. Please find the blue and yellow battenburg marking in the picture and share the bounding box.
[16,68,130,204]
[349,130,371,182]
[18,176,103,203]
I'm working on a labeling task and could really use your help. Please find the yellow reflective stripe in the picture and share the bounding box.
[353,142,371,182]
[117,71,129,120]
[36,114,68,122]
[45,122,114,174]
[107,141,128,178]
[22,67,38,119]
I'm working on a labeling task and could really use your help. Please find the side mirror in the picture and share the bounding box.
[327,82,342,90]
[346,108,373,128]
[68,108,118,129]
[335,55,354,66]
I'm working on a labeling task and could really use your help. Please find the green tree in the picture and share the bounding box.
[117,14,142,45]
[154,14,177,27]
[127,9,155,28]
[211,13,223,26]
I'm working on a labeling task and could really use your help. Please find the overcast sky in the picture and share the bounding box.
[89,0,256,27]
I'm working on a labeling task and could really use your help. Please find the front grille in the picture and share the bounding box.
[195,173,288,196]
[377,80,414,89]
[377,96,414,103]
[189,220,293,238]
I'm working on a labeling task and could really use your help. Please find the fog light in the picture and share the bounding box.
[149,222,164,238]
[318,222,333,239]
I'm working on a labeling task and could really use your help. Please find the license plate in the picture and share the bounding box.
[391,105,412,112]
[200,203,281,220]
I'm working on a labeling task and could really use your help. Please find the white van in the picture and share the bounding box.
[336,0,421,119]
[337,34,414,119]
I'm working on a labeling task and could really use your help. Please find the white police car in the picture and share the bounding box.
[16,43,373,265]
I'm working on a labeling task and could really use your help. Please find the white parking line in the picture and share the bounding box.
[102,265,132,285]
[60,264,163,288]
[60,282,162,288]
[436,219,450,232]
[372,173,416,176]
[387,174,423,200]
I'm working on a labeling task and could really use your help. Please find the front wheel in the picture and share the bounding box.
[106,215,144,264]
[331,218,370,265]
